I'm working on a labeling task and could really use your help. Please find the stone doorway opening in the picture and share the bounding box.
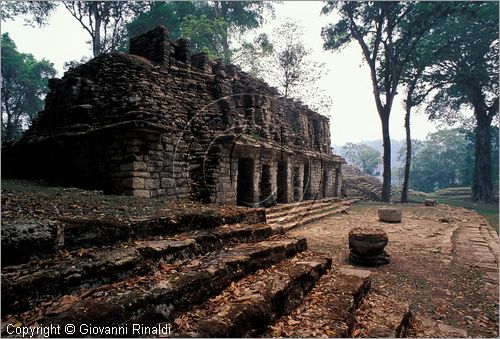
[303,161,310,199]
[293,167,301,201]
[277,160,288,203]
[322,168,328,198]
[237,158,254,206]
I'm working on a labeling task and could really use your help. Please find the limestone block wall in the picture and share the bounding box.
[2,25,344,203]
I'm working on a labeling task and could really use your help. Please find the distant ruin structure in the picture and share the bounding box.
[2,26,344,206]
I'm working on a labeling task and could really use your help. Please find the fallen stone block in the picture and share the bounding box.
[378,207,402,223]
[1,219,61,266]
[425,199,438,206]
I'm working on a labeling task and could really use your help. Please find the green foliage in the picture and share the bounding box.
[409,129,473,192]
[1,33,56,140]
[420,2,499,125]
[127,1,198,40]
[0,1,57,27]
[180,14,228,60]
[126,1,272,62]
[321,2,454,100]
[416,2,498,202]
[341,143,381,176]
[2,1,146,57]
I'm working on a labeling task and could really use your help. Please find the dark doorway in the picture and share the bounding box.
[334,168,341,197]
[303,161,310,199]
[237,158,254,206]
[277,160,288,203]
[293,167,301,201]
[322,168,328,198]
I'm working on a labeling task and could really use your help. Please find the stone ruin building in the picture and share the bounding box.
[2,26,344,207]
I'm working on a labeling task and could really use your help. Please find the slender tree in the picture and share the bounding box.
[256,19,333,114]
[401,75,417,202]
[321,2,454,201]
[63,1,146,57]
[2,1,147,57]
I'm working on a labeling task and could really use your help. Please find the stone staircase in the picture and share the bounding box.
[265,197,359,232]
[1,199,412,338]
[341,164,383,201]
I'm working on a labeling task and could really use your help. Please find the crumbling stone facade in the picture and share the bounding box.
[2,26,344,206]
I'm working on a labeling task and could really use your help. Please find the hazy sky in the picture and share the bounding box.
[3,1,440,146]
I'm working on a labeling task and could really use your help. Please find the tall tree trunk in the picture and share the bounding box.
[472,113,495,202]
[401,104,411,203]
[218,1,231,63]
[90,3,101,57]
[381,112,392,202]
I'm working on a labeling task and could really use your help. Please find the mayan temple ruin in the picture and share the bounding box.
[2,26,344,206]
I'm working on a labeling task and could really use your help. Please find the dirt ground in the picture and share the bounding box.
[287,202,499,337]
[1,180,498,337]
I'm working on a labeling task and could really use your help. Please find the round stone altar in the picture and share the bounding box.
[378,207,402,223]
[348,226,390,266]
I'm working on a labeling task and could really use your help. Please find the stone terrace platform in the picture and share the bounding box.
[1,180,498,337]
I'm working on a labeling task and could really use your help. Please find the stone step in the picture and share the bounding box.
[1,208,266,267]
[264,266,372,337]
[3,238,307,336]
[268,199,357,226]
[266,201,336,224]
[272,205,352,233]
[264,198,341,215]
[351,291,413,337]
[62,208,265,249]
[1,222,273,314]
[174,252,332,337]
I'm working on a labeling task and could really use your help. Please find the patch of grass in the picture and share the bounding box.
[402,189,499,234]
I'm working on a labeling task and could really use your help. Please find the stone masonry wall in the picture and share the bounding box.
[2,26,344,203]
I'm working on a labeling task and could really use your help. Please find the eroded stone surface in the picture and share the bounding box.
[1,219,61,266]
[2,26,343,205]
[24,238,308,335]
[175,253,331,337]
[264,267,371,337]
[349,227,390,266]
[378,207,402,223]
